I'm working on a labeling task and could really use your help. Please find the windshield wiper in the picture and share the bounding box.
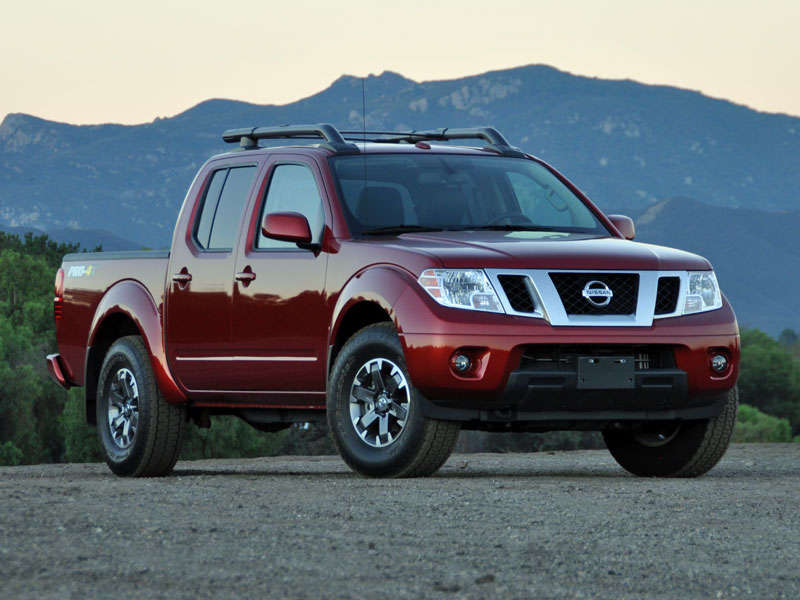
[361,225,445,236]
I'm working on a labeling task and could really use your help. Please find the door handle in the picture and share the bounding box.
[172,268,192,288]
[235,266,256,286]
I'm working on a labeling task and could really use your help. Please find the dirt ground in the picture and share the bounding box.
[1,444,799,599]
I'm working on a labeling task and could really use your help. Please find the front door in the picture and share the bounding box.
[165,162,259,392]
[228,158,330,404]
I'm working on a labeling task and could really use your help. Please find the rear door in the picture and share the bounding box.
[165,160,259,392]
[228,156,331,403]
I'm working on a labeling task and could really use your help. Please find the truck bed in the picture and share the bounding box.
[58,251,170,386]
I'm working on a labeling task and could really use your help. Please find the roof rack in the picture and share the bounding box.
[222,123,360,154]
[221,124,524,157]
[340,127,525,157]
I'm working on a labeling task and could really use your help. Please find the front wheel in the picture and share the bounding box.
[603,387,738,477]
[96,335,185,477]
[327,323,460,477]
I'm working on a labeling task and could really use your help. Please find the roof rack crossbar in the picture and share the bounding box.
[340,127,525,157]
[222,123,359,154]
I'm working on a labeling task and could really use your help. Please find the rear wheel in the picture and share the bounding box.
[603,387,738,477]
[327,323,460,477]
[96,335,185,477]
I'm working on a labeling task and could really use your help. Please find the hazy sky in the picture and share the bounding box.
[1,0,798,125]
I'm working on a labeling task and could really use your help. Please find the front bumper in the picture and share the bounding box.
[396,290,739,424]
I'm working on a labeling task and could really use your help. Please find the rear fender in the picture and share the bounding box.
[88,280,186,405]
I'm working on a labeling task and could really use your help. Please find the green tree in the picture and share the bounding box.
[778,328,799,348]
[0,232,79,270]
[0,243,70,464]
[738,328,800,433]
[0,313,45,462]
[59,388,101,463]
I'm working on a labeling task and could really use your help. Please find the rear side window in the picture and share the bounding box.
[256,164,325,250]
[194,166,256,250]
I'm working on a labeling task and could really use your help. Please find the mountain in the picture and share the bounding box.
[2,65,799,248]
[0,64,798,333]
[631,198,800,335]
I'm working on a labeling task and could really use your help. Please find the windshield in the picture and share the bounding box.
[330,154,609,237]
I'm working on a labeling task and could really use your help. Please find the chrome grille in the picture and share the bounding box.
[549,272,639,315]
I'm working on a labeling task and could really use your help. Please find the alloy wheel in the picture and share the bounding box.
[107,367,139,449]
[349,358,410,448]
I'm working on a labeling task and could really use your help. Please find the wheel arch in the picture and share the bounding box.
[85,280,185,424]
[328,265,418,378]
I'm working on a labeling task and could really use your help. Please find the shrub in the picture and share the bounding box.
[733,404,793,443]
[180,416,290,460]
[0,441,23,466]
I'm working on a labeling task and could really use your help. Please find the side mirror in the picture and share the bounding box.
[607,214,635,240]
[261,212,312,244]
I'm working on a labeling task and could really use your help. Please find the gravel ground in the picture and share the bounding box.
[1,444,799,599]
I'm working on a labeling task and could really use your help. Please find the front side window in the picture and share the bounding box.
[330,154,607,236]
[257,164,325,249]
[194,166,257,250]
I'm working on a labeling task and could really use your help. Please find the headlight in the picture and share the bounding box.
[683,271,723,314]
[418,269,504,313]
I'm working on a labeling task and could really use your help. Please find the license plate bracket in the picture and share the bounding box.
[577,356,636,389]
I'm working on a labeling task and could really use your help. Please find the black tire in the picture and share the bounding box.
[327,323,460,478]
[96,335,185,477]
[603,386,738,477]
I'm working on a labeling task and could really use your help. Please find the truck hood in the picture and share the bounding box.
[373,231,712,271]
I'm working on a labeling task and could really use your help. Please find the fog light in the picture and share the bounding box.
[710,354,728,373]
[451,354,472,373]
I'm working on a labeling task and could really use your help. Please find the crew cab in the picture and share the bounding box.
[46,124,739,478]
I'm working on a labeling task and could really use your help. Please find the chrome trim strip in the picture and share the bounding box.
[176,356,317,362]
[188,390,326,395]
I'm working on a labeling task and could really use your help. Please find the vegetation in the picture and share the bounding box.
[733,405,794,443]
[738,329,800,432]
[0,231,797,466]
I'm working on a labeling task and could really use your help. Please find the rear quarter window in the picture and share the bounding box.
[194,166,257,250]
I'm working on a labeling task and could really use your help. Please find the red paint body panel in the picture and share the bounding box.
[55,257,169,383]
[391,277,738,401]
[359,233,710,271]
[225,155,331,401]
[262,212,312,244]
[52,140,740,419]
[89,280,186,404]
[164,154,263,392]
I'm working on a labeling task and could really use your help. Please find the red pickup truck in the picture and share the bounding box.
[46,124,739,478]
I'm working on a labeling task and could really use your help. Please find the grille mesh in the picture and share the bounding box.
[655,277,680,315]
[549,272,639,315]
[497,275,536,313]
[519,345,675,371]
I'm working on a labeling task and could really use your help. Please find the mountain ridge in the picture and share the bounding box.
[633,197,800,334]
[1,63,798,333]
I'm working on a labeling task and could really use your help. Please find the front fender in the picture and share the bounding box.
[88,280,186,404]
[329,265,418,345]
